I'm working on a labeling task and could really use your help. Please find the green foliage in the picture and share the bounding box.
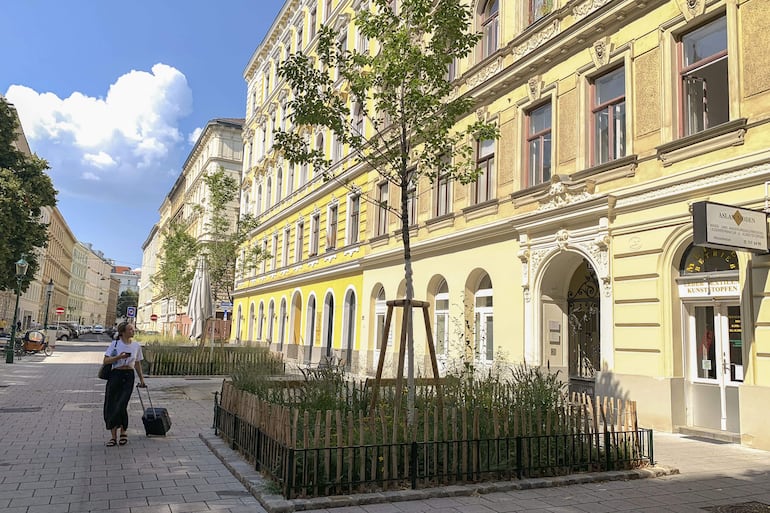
[142,344,284,376]
[116,289,138,318]
[0,98,57,291]
[201,168,266,303]
[275,0,499,295]
[153,222,198,309]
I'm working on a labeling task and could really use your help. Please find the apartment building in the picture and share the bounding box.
[233,0,770,449]
[140,119,244,336]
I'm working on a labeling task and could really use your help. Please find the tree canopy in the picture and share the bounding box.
[153,222,198,311]
[116,289,139,318]
[0,97,57,291]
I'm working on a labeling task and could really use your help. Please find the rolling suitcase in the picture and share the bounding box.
[136,385,172,436]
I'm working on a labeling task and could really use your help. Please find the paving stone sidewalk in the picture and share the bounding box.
[2,342,770,513]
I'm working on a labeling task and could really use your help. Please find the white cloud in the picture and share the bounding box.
[83,151,117,168]
[4,63,193,205]
[188,126,203,145]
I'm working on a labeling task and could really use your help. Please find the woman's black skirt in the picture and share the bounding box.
[103,369,135,430]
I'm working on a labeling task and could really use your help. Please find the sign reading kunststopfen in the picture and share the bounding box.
[693,201,769,253]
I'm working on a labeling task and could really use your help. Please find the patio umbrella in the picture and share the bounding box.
[187,257,213,341]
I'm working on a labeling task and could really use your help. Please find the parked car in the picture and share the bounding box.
[92,324,105,334]
[63,324,79,339]
[44,325,71,341]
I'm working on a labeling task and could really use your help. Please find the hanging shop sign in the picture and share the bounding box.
[693,201,768,252]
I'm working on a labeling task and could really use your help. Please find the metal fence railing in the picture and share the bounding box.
[213,401,654,499]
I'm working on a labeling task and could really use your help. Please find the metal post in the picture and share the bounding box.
[43,279,53,329]
[6,279,22,364]
[410,442,417,489]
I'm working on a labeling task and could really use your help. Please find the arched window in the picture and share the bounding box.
[256,185,263,215]
[306,295,317,362]
[266,177,272,208]
[276,169,283,202]
[480,0,499,59]
[257,302,265,340]
[343,290,356,369]
[248,303,255,342]
[267,300,275,342]
[279,298,287,349]
[680,245,739,274]
[322,292,334,357]
[434,280,450,357]
[474,274,494,361]
[375,287,389,350]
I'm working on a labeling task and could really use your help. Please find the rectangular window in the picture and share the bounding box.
[356,23,369,54]
[325,0,333,20]
[680,16,728,137]
[474,139,495,204]
[526,102,552,186]
[332,133,343,162]
[481,2,498,59]
[446,58,457,82]
[287,163,295,195]
[336,32,347,82]
[309,214,320,257]
[406,168,417,226]
[592,66,626,165]
[261,240,268,273]
[295,222,304,262]
[282,228,290,267]
[435,170,451,217]
[348,195,360,244]
[271,234,278,270]
[297,24,304,51]
[309,8,317,40]
[376,182,389,236]
[327,205,338,250]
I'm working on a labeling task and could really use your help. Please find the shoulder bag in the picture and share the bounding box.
[98,340,117,380]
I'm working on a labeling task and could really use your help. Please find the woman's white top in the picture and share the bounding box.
[104,339,144,369]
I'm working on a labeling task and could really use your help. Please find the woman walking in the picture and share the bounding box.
[103,322,146,446]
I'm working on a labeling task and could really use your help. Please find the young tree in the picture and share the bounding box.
[153,222,198,313]
[201,168,264,304]
[116,289,139,319]
[275,0,498,421]
[0,98,57,292]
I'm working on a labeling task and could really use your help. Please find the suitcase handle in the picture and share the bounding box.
[136,384,156,418]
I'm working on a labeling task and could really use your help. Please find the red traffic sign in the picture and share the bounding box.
[150,314,158,321]
[55,307,65,315]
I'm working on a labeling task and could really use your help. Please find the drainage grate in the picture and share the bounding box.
[703,502,770,513]
[0,407,42,413]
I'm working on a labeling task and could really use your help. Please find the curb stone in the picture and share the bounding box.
[200,431,680,513]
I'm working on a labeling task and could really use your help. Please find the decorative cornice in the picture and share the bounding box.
[573,0,614,20]
[534,175,596,212]
[466,57,502,89]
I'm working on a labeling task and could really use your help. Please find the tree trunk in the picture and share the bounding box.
[400,168,416,429]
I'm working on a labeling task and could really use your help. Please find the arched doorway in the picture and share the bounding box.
[539,254,603,396]
[342,289,356,370]
[677,244,741,433]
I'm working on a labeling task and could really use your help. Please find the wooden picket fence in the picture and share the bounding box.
[216,380,651,497]
[143,345,284,376]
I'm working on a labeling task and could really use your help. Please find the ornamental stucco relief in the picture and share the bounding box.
[466,57,502,88]
[573,0,614,20]
[675,0,706,20]
[536,176,595,211]
[514,20,560,58]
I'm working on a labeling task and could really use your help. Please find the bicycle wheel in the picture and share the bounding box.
[44,345,52,356]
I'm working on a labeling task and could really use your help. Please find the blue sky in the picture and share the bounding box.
[1,0,286,269]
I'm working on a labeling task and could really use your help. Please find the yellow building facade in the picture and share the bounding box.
[235,0,770,449]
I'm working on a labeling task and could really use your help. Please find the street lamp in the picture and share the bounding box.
[6,257,29,364]
[43,279,54,329]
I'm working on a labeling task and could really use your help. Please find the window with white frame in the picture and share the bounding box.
[325,0,333,20]
[434,155,452,217]
[336,31,347,82]
[332,133,343,162]
[376,181,389,236]
[473,138,495,204]
[287,163,295,195]
[300,163,308,187]
[446,57,458,82]
[353,102,365,137]
[348,194,360,244]
[474,274,494,362]
[271,234,278,270]
[261,239,268,273]
[295,221,304,262]
[315,134,324,176]
[406,168,417,226]
[680,16,728,137]
[309,7,317,40]
[309,213,320,257]
[276,169,283,203]
[267,300,275,342]
[374,287,392,351]
[480,0,499,60]
[591,66,626,165]
[278,298,287,349]
[297,23,304,51]
[256,184,263,215]
[526,101,552,186]
[434,280,450,358]
[266,177,272,209]
[257,302,265,340]
[355,19,369,54]
[327,204,338,250]
[282,227,290,267]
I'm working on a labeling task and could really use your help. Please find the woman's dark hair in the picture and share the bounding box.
[117,322,130,338]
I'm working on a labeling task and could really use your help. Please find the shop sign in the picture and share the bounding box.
[693,201,768,252]
[678,279,740,298]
